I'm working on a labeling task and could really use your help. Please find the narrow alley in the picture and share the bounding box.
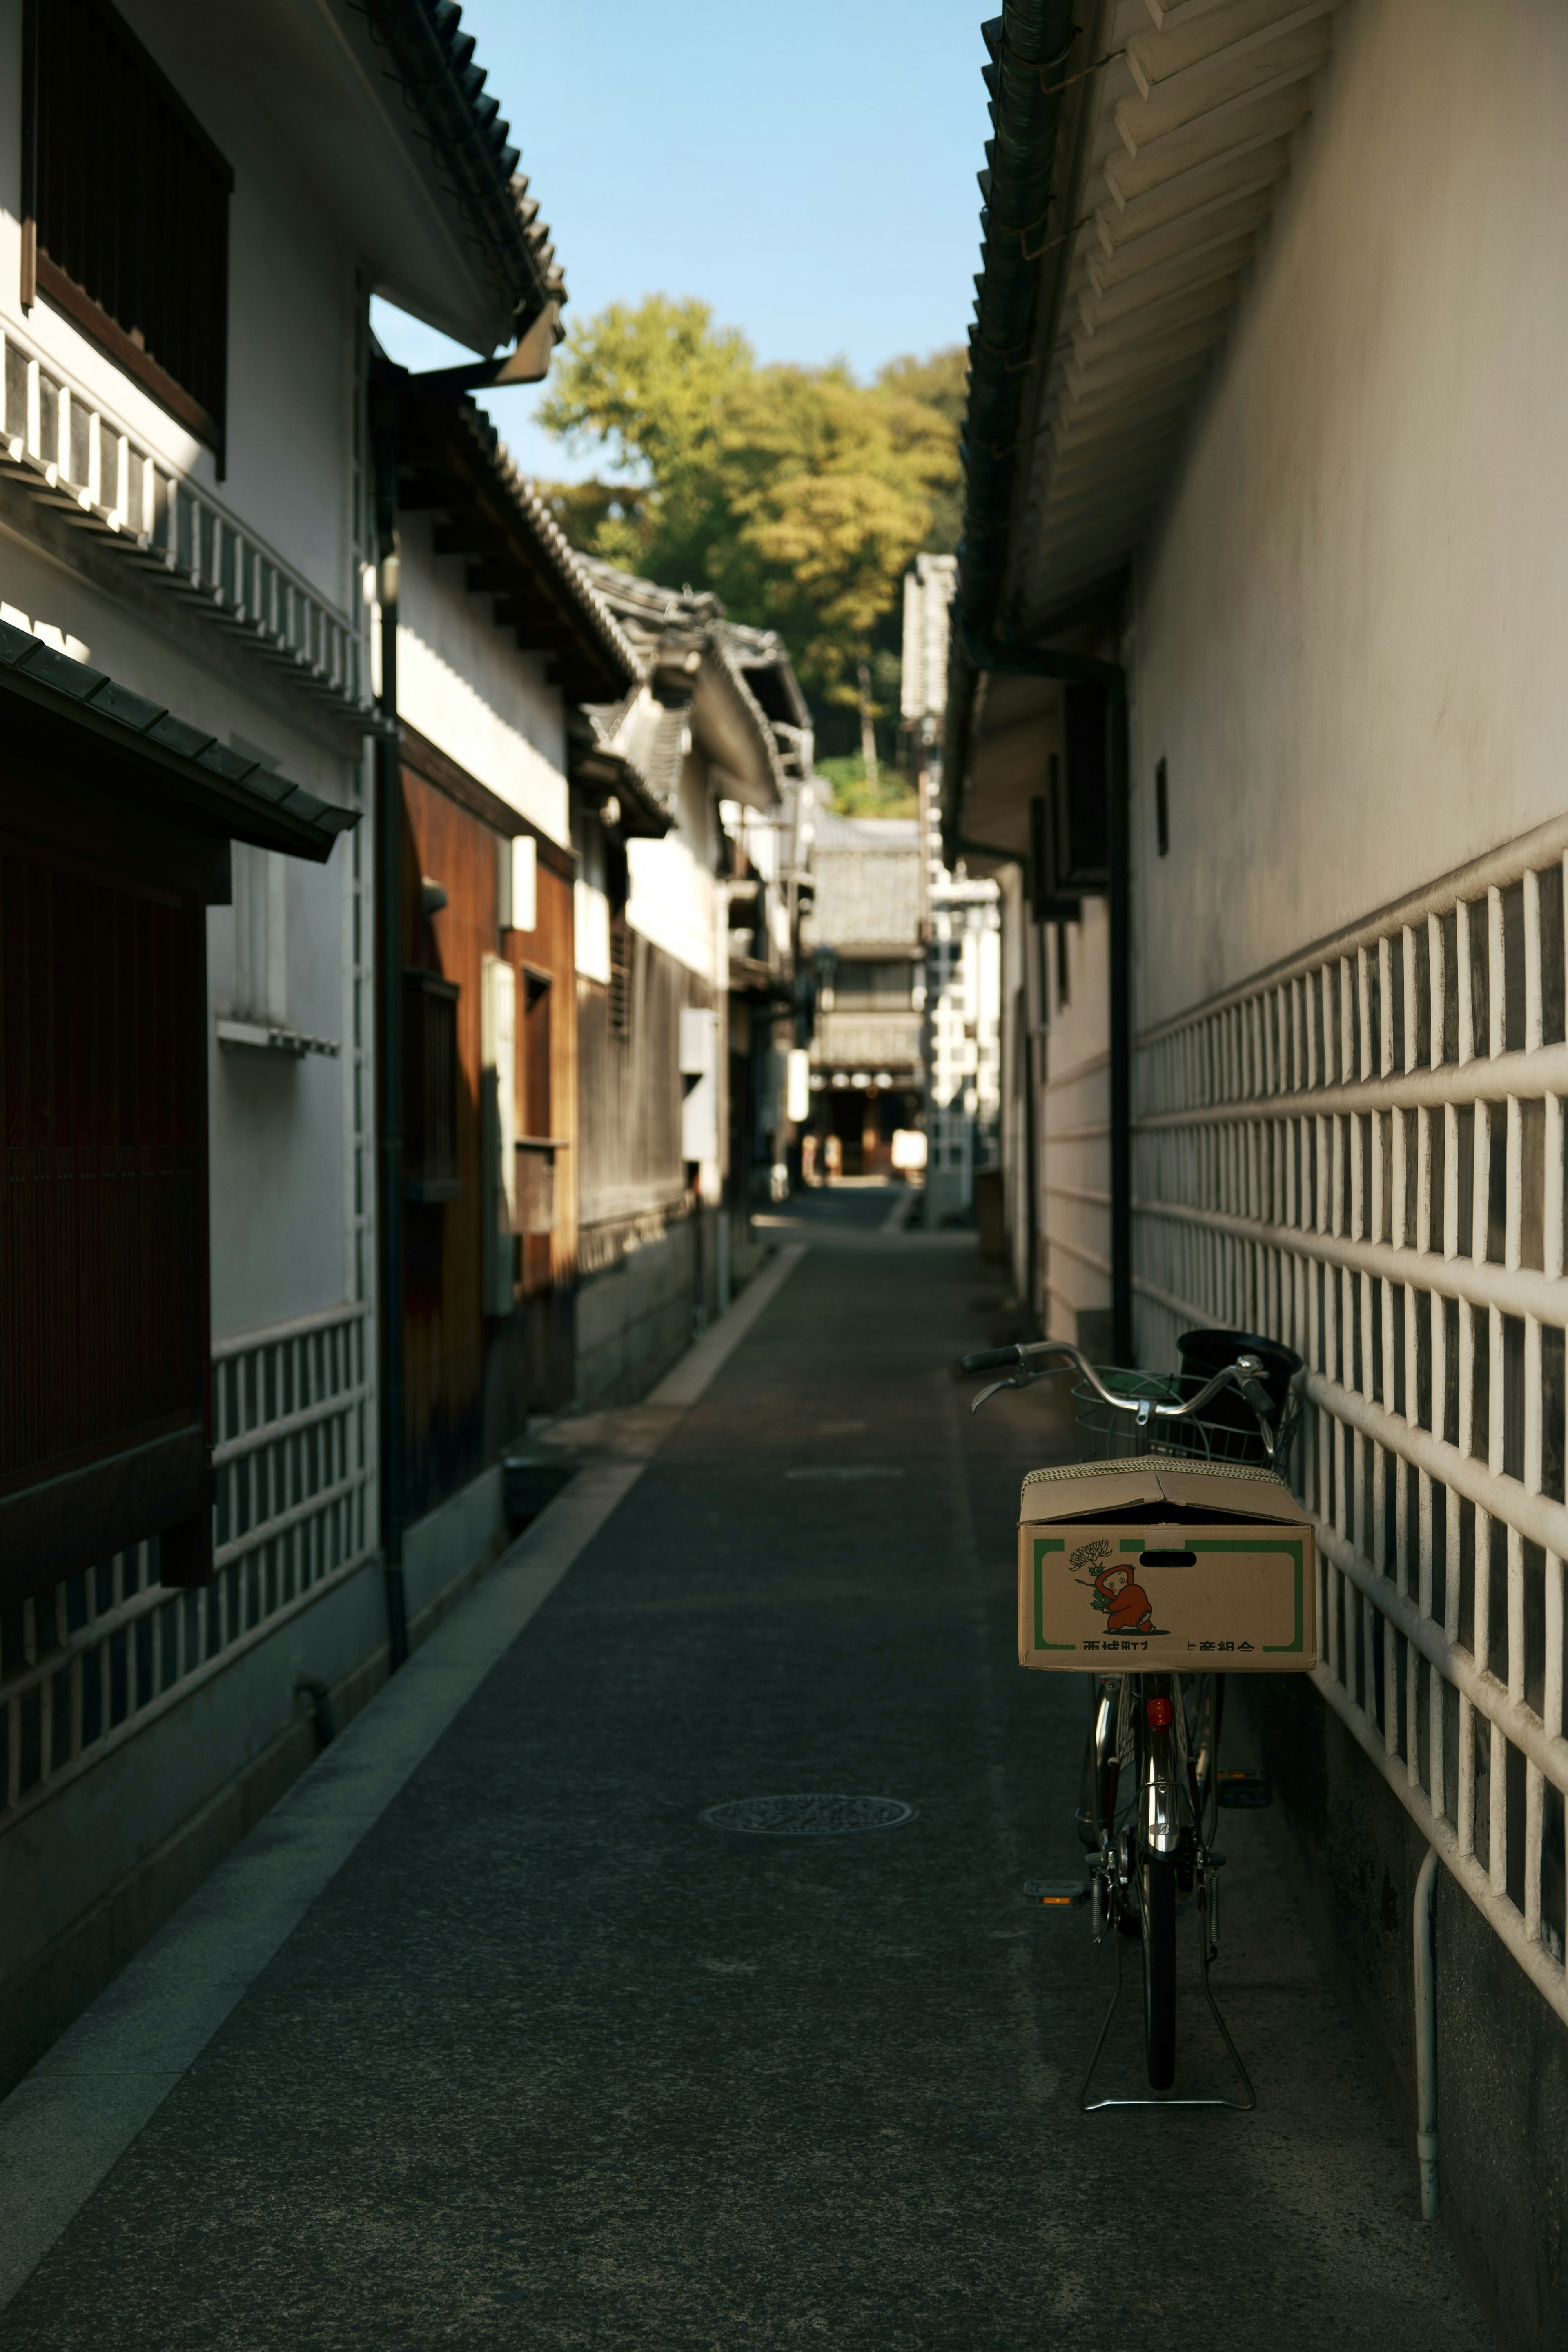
[1,1200,1488,2350]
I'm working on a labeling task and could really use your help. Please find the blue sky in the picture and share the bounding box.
[370,0,989,481]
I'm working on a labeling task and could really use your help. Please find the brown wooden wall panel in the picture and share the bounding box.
[397,757,578,1520]
[577,932,710,1239]
[517,859,577,1298]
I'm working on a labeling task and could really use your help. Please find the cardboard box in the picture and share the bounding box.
[1018,1456,1316,1673]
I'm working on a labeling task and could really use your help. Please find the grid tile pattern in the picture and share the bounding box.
[1132,816,1568,2021]
[0,1303,372,1828]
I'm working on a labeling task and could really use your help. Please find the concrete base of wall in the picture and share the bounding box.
[575,1223,696,1411]
[0,1476,508,2105]
[1241,1675,1567,2352]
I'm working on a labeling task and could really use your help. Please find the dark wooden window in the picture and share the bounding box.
[835,960,915,1008]
[516,972,554,1251]
[22,0,233,455]
[0,822,211,1606]
[522,971,552,1138]
[608,912,633,1042]
[403,970,460,1202]
[1050,687,1110,895]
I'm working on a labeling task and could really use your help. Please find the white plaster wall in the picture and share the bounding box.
[205,834,354,1341]
[1040,901,1111,1343]
[394,513,569,847]
[995,866,1032,1308]
[1130,0,1568,1029]
[627,758,720,984]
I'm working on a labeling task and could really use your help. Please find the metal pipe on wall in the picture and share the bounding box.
[1107,689,1132,1365]
[374,409,409,1673]
[1414,1844,1440,2221]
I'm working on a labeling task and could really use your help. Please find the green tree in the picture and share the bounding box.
[536,296,963,724]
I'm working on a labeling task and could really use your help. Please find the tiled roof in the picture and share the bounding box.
[810,807,920,851]
[576,560,802,812]
[0,622,358,861]
[806,802,922,952]
[390,372,639,704]
[365,0,565,328]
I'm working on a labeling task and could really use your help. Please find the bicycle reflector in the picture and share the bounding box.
[1145,1695,1175,1729]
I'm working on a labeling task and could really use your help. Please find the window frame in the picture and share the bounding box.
[20,0,234,462]
[403,968,462,1205]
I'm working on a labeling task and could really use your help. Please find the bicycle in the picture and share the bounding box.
[960,1329,1302,2109]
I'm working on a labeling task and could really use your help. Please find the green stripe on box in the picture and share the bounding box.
[1032,1538,1072,1648]
[1186,1537,1305,1653]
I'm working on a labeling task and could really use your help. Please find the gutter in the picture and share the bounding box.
[372,395,410,1673]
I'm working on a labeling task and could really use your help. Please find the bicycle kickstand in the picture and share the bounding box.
[1077,1860,1256,2113]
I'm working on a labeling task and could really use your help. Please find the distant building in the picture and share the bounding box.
[800,792,924,1179]
[570,562,811,1400]
[901,554,1001,1224]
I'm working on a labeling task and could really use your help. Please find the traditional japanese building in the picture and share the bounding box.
[568,564,811,1402]
[0,0,568,2100]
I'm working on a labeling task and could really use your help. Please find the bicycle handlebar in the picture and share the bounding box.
[959,1337,1286,1460]
[960,1346,1028,1373]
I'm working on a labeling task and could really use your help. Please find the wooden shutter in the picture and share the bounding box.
[403,970,461,1203]
[22,0,233,454]
[0,825,211,1607]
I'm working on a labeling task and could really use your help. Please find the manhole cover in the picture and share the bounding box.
[699,1794,917,1835]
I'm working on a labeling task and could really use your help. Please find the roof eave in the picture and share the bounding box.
[0,628,359,862]
[387,372,640,704]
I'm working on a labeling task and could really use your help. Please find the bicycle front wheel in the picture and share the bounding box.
[1141,1851,1178,2089]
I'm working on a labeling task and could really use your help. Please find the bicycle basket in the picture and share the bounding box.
[1074,1366,1301,1473]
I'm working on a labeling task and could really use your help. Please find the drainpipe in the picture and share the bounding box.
[954,634,1134,1363]
[374,403,409,1672]
[1107,689,1132,1365]
[1414,1845,1440,2220]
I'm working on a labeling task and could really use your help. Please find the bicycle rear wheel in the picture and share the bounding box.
[1141,1851,1178,2089]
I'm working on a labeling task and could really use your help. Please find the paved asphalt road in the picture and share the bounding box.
[9,1192,1491,2349]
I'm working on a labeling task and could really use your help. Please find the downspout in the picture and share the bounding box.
[1414,1845,1440,2220]
[1107,690,1132,1365]
[374,400,409,1672]
[1022,986,1041,1335]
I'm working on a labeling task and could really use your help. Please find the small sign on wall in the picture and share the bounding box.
[497,833,537,933]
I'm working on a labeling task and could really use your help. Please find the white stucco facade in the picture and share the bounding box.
[627,759,724,987]
[392,511,570,848]
[1128,0,1568,1029]
[1013,0,1568,1350]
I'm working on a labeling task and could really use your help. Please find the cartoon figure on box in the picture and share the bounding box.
[1095,1563,1155,1635]
[1069,1538,1165,1637]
